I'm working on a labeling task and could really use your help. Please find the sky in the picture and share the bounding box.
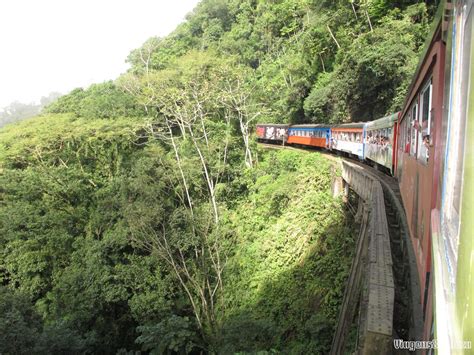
[0,0,201,108]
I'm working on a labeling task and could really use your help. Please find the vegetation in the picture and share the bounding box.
[0,115,353,353]
[0,0,436,353]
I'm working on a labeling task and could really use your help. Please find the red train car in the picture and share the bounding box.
[396,3,448,341]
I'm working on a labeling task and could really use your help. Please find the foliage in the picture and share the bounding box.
[136,316,202,353]
[304,4,430,122]
[118,0,434,123]
[0,286,42,354]
[0,114,152,352]
[0,112,355,353]
[44,81,145,119]
[218,149,355,353]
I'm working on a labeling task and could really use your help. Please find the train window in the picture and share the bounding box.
[401,120,407,151]
[410,103,418,156]
[400,121,404,149]
[418,79,432,163]
[405,118,411,153]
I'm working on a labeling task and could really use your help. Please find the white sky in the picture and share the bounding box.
[0,0,201,108]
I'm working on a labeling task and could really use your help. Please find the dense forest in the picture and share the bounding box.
[0,0,435,353]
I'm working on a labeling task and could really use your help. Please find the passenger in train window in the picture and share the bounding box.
[423,136,429,160]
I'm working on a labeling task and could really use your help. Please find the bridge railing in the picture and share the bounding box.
[331,160,394,354]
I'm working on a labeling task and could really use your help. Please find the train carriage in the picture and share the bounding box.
[396,0,458,342]
[331,123,365,159]
[256,124,288,144]
[287,124,331,148]
[364,112,399,174]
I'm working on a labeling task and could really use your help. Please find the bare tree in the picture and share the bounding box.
[118,54,263,343]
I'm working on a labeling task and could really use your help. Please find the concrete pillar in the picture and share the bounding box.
[342,180,349,203]
[332,176,344,197]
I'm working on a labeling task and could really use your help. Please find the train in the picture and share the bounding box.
[257,114,397,173]
[257,0,473,353]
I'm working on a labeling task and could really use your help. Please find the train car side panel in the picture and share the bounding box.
[397,19,446,336]
[331,124,365,159]
[287,125,331,148]
[256,124,289,143]
[364,112,399,173]
[431,1,473,351]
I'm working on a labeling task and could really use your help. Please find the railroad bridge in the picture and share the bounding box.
[258,144,424,354]
[330,159,422,354]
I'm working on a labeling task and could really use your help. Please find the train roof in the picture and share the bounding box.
[331,122,365,130]
[289,124,331,129]
[365,112,400,130]
[256,123,289,127]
